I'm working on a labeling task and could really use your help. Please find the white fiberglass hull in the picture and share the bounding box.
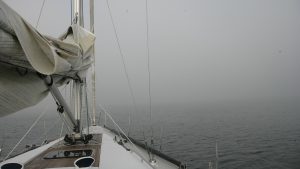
[0,126,181,169]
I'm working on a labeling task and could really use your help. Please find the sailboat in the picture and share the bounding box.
[0,0,186,168]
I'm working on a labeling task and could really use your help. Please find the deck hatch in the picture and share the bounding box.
[44,149,93,159]
[24,134,102,169]
[74,157,95,168]
[1,163,23,169]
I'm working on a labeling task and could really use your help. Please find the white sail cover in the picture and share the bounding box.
[0,0,95,116]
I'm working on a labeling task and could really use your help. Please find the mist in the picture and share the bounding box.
[3,0,300,111]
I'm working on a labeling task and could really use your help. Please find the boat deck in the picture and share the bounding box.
[1,126,181,169]
[24,134,102,169]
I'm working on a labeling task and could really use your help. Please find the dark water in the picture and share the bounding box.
[0,99,300,169]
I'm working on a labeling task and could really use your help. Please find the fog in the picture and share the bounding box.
[3,0,300,110]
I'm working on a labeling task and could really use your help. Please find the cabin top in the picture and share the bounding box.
[24,134,102,169]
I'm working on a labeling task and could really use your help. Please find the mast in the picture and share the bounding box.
[61,0,93,144]
[71,0,84,26]
[39,0,95,144]
[90,0,96,126]
[71,0,84,132]
[44,0,94,144]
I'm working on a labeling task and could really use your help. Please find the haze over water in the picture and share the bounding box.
[1,0,300,168]
[1,97,300,169]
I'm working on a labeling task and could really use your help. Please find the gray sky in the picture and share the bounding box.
[4,0,300,109]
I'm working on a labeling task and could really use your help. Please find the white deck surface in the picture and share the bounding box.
[0,126,179,169]
[0,138,62,166]
[100,133,152,169]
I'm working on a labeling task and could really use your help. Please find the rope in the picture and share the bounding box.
[35,0,46,29]
[105,0,138,129]
[4,104,49,160]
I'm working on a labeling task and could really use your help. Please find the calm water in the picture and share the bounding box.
[0,99,299,169]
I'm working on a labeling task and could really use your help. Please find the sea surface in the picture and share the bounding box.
[0,98,299,169]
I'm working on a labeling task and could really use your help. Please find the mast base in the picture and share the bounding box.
[64,133,93,145]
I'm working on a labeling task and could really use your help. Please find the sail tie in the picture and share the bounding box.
[16,67,28,76]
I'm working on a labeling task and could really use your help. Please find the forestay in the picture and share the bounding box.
[0,0,95,116]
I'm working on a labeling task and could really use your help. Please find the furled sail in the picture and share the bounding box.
[0,0,95,117]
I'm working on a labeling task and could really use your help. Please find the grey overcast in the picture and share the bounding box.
[3,0,300,108]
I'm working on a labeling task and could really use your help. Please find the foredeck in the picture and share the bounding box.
[24,134,102,169]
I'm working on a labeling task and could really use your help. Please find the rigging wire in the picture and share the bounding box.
[43,120,47,143]
[95,103,156,169]
[105,0,138,133]
[145,0,152,124]
[52,84,74,133]
[59,121,65,138]
[82,89,155,168]
[84,79,90,134]
[35,118,61,145]
[70,0,73,24]
[145,0,155,161]
[35,0,46,29]
[0,128,5,157]
[4,103,49,160]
